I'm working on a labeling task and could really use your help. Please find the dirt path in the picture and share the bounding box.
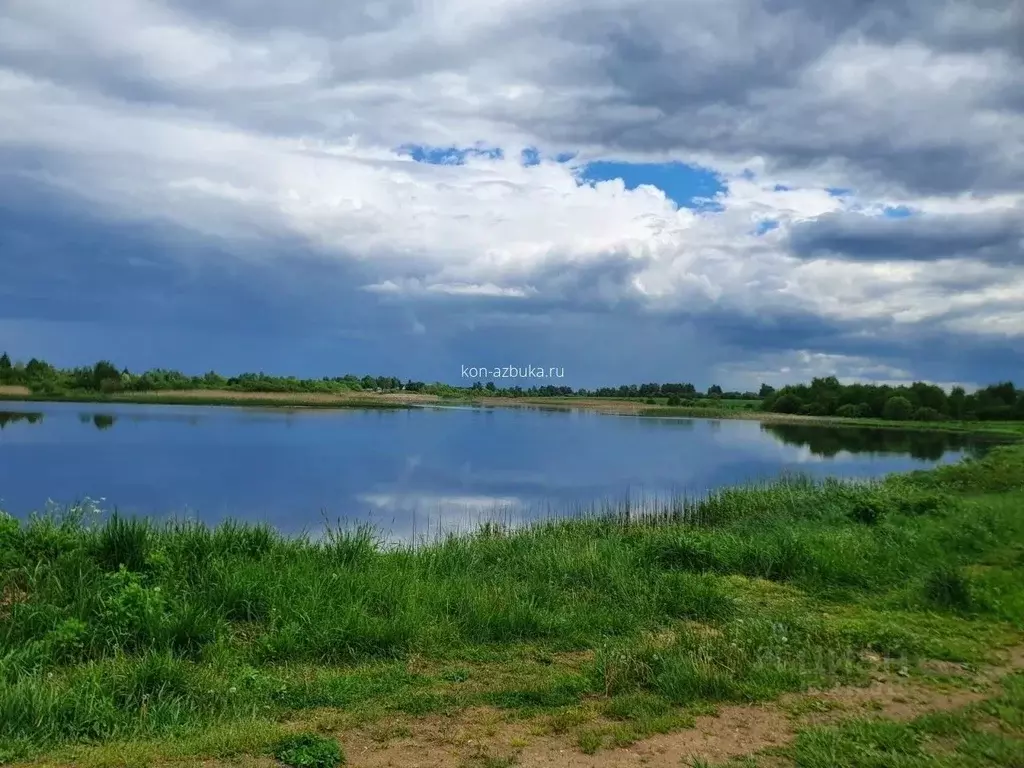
[295,645,1024,768]
[10,645,1023,768]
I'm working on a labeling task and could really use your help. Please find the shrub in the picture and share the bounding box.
[923,566,974,612]
[848,495,891,525]
[274,733,345,768]
[895,492,951,517]
[912,406,944,422]
[771,394,802,414]
[883,396,913,421]
[666,395,681,406]
[835,404,858,418]
[645,398,657,405]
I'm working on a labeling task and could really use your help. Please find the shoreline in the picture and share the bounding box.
[2,443,1023,767]
[4,388,1022,438]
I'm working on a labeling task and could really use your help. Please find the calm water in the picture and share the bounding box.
[0,402,993,540]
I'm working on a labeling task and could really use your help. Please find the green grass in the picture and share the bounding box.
[273,733,344,767]
[784,670,1024,767]
[642,406,1024,439]
[2,445,1024,765]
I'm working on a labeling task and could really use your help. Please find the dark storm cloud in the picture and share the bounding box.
[529,0,1024,195]
[788,210,1024,263]
[0,183,388,335]
[4,0,1020,195]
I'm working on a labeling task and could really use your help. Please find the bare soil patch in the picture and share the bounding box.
[784,678,989,726]
[16,648,1024,768]
[328,646,1024,767]
[0,385,31,396]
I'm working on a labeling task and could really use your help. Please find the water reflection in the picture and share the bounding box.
[78,413,118,430]
[0,411,43,428]
[0,401,987,540]
[761,423,993,461]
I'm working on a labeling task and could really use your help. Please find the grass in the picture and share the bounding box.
[783,670,1024,767]
[273,733,344,767]
[1,445,1024,765]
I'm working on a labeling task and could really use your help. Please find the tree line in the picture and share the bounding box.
[761,376,1024,422]
[3,353,1021,422]
[0,353,755,401]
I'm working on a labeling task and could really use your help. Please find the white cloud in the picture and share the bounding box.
[1,0,1023,383]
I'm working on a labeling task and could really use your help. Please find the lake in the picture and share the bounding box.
[0,401,992,541]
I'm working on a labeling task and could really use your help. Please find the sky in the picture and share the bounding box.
[0,0,1022,390]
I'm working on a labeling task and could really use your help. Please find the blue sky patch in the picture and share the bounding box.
[755,220,780,235]
[398,144,504,165]
[521,147,541,166]
[827,187,853,197]
[773,184,791,192]
[577,160,726,210]
[883,205,914,218]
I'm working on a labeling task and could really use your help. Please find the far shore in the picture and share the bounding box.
[3,385,1022,438]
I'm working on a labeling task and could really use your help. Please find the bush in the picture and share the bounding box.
[772,394,802,414]
[835,404,858,418]
[799,402,827,417]
[645,398,657,405]
[895,492,951,517]
[912,407,944,422]
[883,396,913,421]
[274,734,345,768]
[848,495,892,525]
[666,395,681,406]
[923,566,974,612]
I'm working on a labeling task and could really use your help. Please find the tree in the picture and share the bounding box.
[758,383,775,398]
[883,395,913,421]
[949,386,967,420]
[92,360,121,391]
[0,352,10,383]
[707,384,723,396]
[772,394,803,414]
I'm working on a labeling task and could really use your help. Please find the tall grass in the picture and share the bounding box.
[2,444,1024,758]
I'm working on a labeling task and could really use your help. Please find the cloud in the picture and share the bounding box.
[0,0,1023,387]
[789,208,1024,264]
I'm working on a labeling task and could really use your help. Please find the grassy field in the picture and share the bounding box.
[2,445,1024,767]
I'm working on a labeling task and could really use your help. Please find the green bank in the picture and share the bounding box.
[1,445,1023,767]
